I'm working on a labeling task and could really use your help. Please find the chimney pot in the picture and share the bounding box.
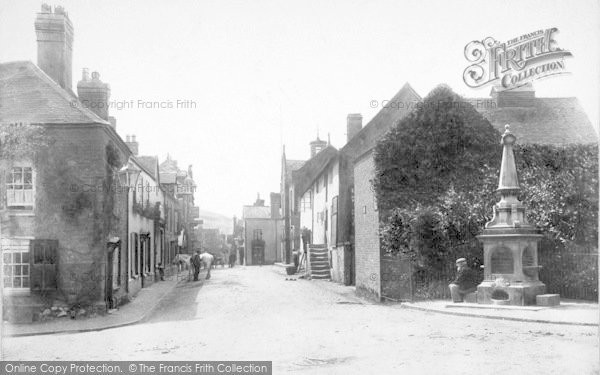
[126,135,130,142]
[125,135,139,156]
[77,69,110,120]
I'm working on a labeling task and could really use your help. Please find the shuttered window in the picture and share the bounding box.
[30,239,58,291]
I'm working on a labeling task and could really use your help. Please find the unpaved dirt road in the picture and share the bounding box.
[2,266,598,374]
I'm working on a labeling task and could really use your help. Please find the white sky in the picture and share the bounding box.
[1,0,598,217]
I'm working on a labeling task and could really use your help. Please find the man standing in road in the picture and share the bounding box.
[200,250,215,280]
[448,258,478,302]
[191,251,202,281]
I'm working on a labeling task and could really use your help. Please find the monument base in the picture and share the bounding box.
[477,280,546,306]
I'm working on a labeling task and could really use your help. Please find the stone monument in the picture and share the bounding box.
[476,125,546,305]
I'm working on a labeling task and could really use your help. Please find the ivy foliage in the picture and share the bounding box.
[0,124,49,163]
[373,85,598,299]
[374,84,501,211]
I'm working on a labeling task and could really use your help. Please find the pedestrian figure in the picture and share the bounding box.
[449,258,478,302]
[229,252,236,268]
[200,250,215,279]
[191,251,202,281]
[157,262,165,281]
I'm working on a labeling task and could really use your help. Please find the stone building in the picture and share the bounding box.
[242,194,283,265]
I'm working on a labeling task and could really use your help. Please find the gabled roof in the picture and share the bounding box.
[293,145,338,196]
[136,156,159,179]
[283,158,305,185]
[341,82,421,159]
[469,96,597,145]
[159,154,179,173]
[243,205,271,219]
[0,61,109,125]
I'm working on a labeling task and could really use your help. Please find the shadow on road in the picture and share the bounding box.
[144,277,206,324]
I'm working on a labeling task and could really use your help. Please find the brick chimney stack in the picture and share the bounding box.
[125,135,139,156]
[270,193,281,219]
[77,69,111,120]
[347,113,362,142]
[35,4,74,91]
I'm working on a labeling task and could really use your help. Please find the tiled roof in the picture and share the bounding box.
[341,82,421,159]
[286,159,305,172]
[293,145,338,196]
[470,97,598,145]
[243,205,271,219]
[136,156,158,179]
[0,61,108,125]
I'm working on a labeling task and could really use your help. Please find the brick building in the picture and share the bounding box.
[347,83,421,299]
[0,5,198,321]
[0,5,138,320]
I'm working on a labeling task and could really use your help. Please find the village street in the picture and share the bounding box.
[2,266,597,374]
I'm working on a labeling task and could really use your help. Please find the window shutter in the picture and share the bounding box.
[30,240,58,291]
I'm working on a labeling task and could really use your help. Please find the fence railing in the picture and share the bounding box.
[383,246,598,302]
[538,251,598,301]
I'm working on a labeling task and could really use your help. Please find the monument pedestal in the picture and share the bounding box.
[477,280,546,306]
[475,125,548,307]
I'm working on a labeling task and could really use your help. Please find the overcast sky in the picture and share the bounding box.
[1,0,598,218]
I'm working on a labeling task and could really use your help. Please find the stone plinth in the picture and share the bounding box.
[477,280,546,306]
[476,125,546,306]
[536,294,560,306]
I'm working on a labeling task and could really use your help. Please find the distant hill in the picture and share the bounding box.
[199,209,233,235]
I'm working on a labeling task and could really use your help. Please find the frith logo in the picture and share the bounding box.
[463,28,572,90]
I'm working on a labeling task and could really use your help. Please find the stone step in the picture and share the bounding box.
[310,251,329,256]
